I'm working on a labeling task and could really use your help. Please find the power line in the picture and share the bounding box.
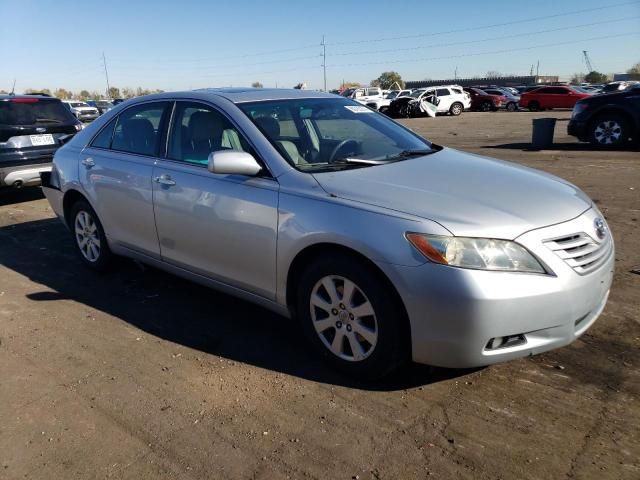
[326,0,639,46]
[327,32,639,68]
[330,17,638,57]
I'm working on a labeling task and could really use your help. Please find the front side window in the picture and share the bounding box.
[168,102,253,165]
[239,98,433,172]
[111,101,170,156]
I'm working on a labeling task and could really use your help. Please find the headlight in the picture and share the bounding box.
[406,233,546,273]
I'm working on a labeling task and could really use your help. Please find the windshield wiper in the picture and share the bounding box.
[385,149,434,161]
[331,157,388,165]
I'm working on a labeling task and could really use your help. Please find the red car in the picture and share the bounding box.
[462,87,506,112]
[519,86,591,111]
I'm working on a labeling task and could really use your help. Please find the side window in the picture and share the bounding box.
[111,102,169,156]
[451,88,462,94]
[368,87,380,96]
[90,118,117,149]
[168,102,252,165]
[436,88,450,96]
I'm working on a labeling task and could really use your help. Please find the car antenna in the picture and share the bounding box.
[10,79,16,96]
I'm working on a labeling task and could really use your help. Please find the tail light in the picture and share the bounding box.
[9,98,39,103]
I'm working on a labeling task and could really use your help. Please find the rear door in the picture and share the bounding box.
[79,101,171,258]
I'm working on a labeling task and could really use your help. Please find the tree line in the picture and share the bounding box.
[0,86,164,100]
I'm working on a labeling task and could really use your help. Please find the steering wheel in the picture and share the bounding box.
[328,139,359,163]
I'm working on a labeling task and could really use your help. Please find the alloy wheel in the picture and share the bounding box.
[593,120,623,145]
[74,210,101,262]
[309,275,378,362]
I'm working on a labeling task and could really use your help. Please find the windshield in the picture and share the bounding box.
[238,98,433,172]
[409,90,426,98]
[385,91,399,99]
[96,101,113,108]
[70,102,88,108]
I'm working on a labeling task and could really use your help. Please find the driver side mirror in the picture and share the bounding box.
[207,150,262,176]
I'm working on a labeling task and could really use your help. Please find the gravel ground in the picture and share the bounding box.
[0,110,638,479]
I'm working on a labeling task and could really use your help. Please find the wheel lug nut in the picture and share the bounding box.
[346,324,352,332]
[339,303,345,310]
[331,308,338,315]
[335,321,342,329]
[349,313,354,320]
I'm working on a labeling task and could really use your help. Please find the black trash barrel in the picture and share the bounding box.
[531,118,556,149]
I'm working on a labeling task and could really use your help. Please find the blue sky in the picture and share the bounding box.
[1,0,639,93]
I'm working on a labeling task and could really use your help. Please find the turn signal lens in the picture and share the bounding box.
[406,233,546,274]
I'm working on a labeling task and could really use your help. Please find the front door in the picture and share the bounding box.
[152,101,279,299]
[79,101,171,258]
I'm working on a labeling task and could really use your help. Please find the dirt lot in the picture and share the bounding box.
[1,110,638,479]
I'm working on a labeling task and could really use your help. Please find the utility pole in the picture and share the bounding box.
[536,60,540,78]
[530,64,534,76]
[321,35,327,92]
[102,52,111,98]
[454,66,458,80]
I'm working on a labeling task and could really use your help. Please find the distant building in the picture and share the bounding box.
[406,75,559,88]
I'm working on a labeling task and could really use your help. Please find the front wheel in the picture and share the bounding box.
[296,255,408,379]
[506,102,518,112]
[528,101,540,112]
[480,101,492,112]
[69,200,112,271]
[590,115,629,147]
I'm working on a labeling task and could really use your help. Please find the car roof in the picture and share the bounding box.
[0,94,61,101]
[121,88,338,104]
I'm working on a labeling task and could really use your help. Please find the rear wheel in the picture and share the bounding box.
[506,102,518,112]
[528,101,540,112]
[480,101,492,112]
[69,200,112,271]
[296,255,408,380]
[449,102,463,116]
[589,114,629,147]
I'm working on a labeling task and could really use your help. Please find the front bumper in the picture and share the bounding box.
[567,119,589,141]
[382,208,614,368]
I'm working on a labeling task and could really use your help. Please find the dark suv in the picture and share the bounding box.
[0,95,82,187]
[568,84,640,147]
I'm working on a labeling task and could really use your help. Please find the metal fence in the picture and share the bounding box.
[405,75,559,88]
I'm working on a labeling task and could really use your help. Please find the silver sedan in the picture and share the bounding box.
[41,88,614,379]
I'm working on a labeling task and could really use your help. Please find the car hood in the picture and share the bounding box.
[312,147,592,239]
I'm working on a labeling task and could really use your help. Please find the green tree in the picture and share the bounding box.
[584,71,608,83]
[108,87,121,99]
[251,81,263,88]
[0,90,7,94]
[627,62,640,80]
[79,90,91,100]
[371,71,405,89]
[121,87,135,99]
[339,81,360,90]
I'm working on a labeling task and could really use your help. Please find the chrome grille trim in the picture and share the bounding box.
[543,232,612,275]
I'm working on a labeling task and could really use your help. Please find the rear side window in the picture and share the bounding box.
[0,99,76,126]
[110,102,170,156]
[91,118,117,149]
[436,88,450,96]
[451,88,462,94]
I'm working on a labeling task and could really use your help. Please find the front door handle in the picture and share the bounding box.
[154,174,176,186]
[81,157,95,168]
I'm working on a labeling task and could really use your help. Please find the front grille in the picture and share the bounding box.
[543,232,612,275]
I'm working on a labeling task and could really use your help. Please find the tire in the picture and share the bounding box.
[506,102,517,112]
[379,106,389,115]
[296,254,408,380]
[449,102,463,116]
[480,101,492,112]
[589,114,629,147]
[69,199,112,271]
[528,101,540,112]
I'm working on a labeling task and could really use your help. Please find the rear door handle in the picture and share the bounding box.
[154,174,176,186]
[81,157,95,168]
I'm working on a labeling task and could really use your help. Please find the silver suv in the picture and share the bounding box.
[42,88,614,379]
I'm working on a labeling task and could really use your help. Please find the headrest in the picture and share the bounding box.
[188,111,224,143]
[254,116,280,138]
